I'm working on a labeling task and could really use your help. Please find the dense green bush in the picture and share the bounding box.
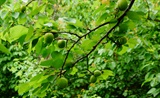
[0,43,42,97]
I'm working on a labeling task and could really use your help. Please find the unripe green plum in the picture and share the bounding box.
[56,77,68,89]
[44,33,54,44]
[94,70,101,77]
[90,75,97,83]
[117,0,128,11]
[118,37,127,45]
[57,40,66,48]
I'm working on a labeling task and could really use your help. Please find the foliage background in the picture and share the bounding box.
[0,0,160,97]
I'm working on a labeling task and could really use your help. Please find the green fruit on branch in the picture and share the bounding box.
[44,33,54,44]
[118,37,127,45]
[117,0,128,11]
[56,77,68,89]
[94,70,101,77]
[58,40,66,48]
[90,75,97,83]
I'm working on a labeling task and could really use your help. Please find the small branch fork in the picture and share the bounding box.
[26,0,35,7]
[59,0,135,76]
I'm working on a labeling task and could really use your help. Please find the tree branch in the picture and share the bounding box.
[72,0,135,67]
[60,0,135,76]
[26,0,35,7]
[59,22,113,76]
[51,31,81,38]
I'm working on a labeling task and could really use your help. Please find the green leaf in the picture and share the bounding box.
[0,0,6,6]
[0,44,11,54]
[127,38,138,48]
[0,9,9,19]
[142,72,154,86]
[127,21,136,30]
[18,34,26,45]
[29,3,45,16]
[9,25,28,42]
[52,58,64,69]
[127,11,142,21]
[81,39,96,50]
[51,51,65,65]
[119,23,128,35]
[18,83,31,95]
[16,70,23,77]
[18,13,27,24]
[70,67,78,75]
[118,46,128,55]
[40,59,54,66]
[35,37,43,54]
[156,73,160,82]
[73,46,84,55]
[74,19,84,28]
[66,23,77,29]
[96,12,108,25]
[40,57,63,69]
[38,92,47,97]
[62,17,76,23]
[25,26,34,41]
[147,88,159,97]
[51,51,61,58]
[105,42,112,50]
[10,67,17,73]
[41,48,52,58]
[101,70,114,80]
[93,5,106,16]
[66,19,84,29]
[30,73,44,82]
[32,38,39,48]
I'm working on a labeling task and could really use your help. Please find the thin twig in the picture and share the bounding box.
[51,31,81,38]
[60,0,135,76]
[59,22,113,76]
[73,0,135,67]
[26,0,35,7]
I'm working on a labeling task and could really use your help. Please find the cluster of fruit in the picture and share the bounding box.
[90,70,102,83]
[49,0,128,90]
[55,70,102,89]
[44,33,66,48]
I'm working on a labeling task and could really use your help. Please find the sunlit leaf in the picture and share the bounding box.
[96,13,108,25]
[0,0,6,6]
[147,88,159,97]
[127,38,138,48]
[81,39,96,50]
[40,59,54,66]
[101,70,114,80]
[118,46,128,55]
[0,44,11,54]
[9,25,28,42]
[35,37,43,54]
[25,26,34,41]
[70,67,78,75]
[18,83,31,95]
[52,58,64,69]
